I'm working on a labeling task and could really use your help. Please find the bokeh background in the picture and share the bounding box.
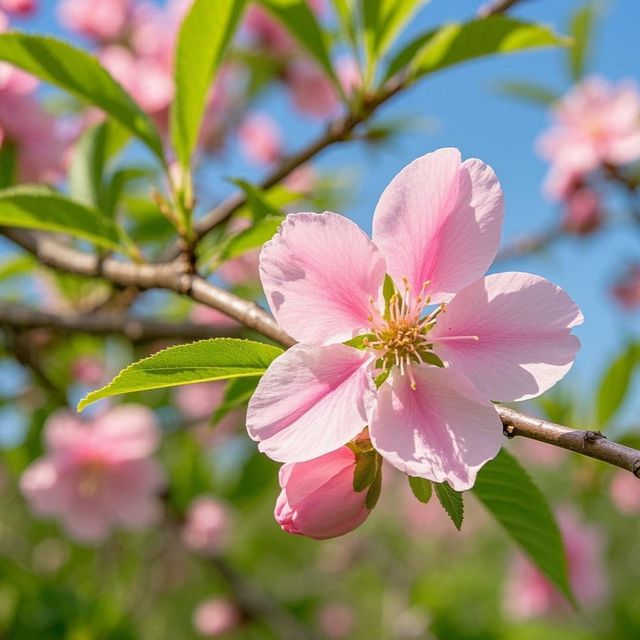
[0,0,639,638]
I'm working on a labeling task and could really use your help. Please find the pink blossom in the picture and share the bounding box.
[100,46,174,120]
[504,510,607,618]
[0,0,36,15]
[175,381,225,420]
[0,64,69,182]
[20,405,165,543]
[610,471,640,515]
[563,187,602,235]
[58,0,131,43]
[181,496,231,555]
[238,112,282,166]
[317,603,355,639]
[612,264,640,310]
[275,446,372,539]
[247,148,583,490]
[71,356,105,386]
[192,598,240,637]
[538,76,640,185]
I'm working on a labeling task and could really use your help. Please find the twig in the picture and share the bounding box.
[0,302,241,343]
[3,227,640,477]
[498,405,640,477]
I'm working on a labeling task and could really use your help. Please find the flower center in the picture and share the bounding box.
[364,277,479,389]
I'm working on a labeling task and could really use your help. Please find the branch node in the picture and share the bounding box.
[503,423,516,439]
[584,430,605,445]
[633,459,640,478]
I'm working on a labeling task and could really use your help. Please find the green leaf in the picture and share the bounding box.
[0,142,16,189]
[596,343,638,426]
[0,187,124,251]
[365,464,382,509]
[218,215,284,263]
[473,449,573,602]
[210,376,259,426]
[332,0,358,51]
[408,476,432,503]
[69,120,130,209]
[568,3,595,81]
[0,255,35,282]
[495,80,559,106]
[385,16,568,83]
[257,0,341,95]
[171,0,247,168]
[78,338,282,411]
[233,179,285,221]
[353,450,379,492]
[434,481,464,530]
[0,33,163,160]
[363,0,425,70]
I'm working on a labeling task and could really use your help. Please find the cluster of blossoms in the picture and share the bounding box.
[247,147,583,539]
[538,76,640,235]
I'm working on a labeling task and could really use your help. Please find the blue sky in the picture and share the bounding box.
[7,1,640,426]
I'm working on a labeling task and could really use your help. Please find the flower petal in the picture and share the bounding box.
[93,404,160,460]
[430,272,583,402]
[246,344,376,463]
[372,148,503,302]
[259,212,386,345]
[369,366,503,491]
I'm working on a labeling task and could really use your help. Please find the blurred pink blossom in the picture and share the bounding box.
[238,112,282,166]
[286,55,361,119]
[563,187,602,235]
[175,381,225,421]
[71,356,105,386]
[192,598,241,637]
[191,304,240,330]
[58,0,131,43]
[0,63,69,182]
[504,510,607,618]
[610,471,640,514]
[217,217,260,287]
[538,76,640,194]
[275,446,372,540]
[0,0,35,15]
[612,264,640,310]
[100,45,174,123]
[317,603,356,639]
[181,495,232,555]
[20,405,165,543]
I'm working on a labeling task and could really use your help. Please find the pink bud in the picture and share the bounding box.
[610,471,640,515]
[286,58,340,119]
[59,0,130,42]
[317,603,355,639]
[274,446,372,540]
[237,112,282,166]
[71,356,104,386]
[192,598,240,637]
[0,0,36,16]
[563,187,601,235]
[612,264,640,310]
[181,496,231,555]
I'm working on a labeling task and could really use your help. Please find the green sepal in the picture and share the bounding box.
[408,476,433,503]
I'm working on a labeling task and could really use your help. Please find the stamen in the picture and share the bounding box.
[434,335,480,343]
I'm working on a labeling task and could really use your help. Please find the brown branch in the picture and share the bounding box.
[498,405,640,477]
[0,302,241,343]
[3,227,639,478]
[1,228,294,348]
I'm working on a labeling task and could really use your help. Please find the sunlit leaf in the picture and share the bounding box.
[171,0,247,167]
[78,338,282,410]
[568,2,595,80]
[473,448,573,602]
[596,342,638,427]
[385,17,568,83]
[0,33,163,159]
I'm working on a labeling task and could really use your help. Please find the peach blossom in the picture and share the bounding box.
[193,598,240,637]
[181,496,231,555]
[610,471,640,515]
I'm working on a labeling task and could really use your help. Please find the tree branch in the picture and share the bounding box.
[498,405,640,477]
[0,302,240,342]
[3,227,639,478]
